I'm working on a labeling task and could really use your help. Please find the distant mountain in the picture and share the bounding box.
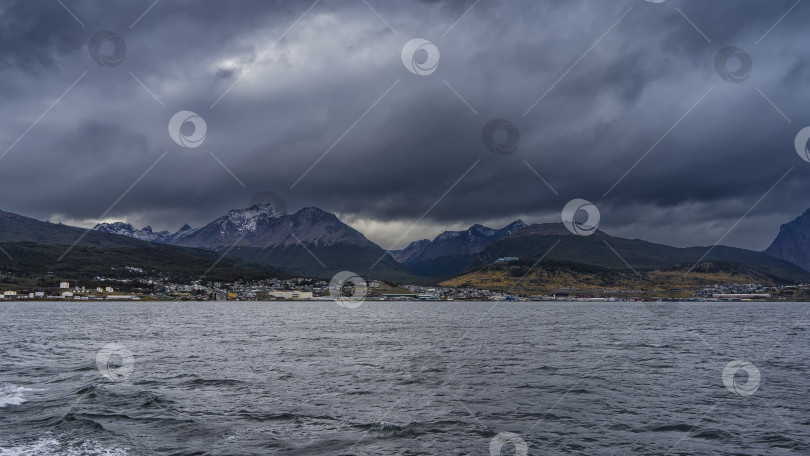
[467,222,810,284]
[388,239,430,263]
[173,204,370,250]
[1,210,144,247]
[390,220,527,277]
[173,204,419,282]
[94,222,196,244]
[766,209,810,272]
[0,210,276,281]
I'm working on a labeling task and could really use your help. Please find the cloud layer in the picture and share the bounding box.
[0,0,808,250]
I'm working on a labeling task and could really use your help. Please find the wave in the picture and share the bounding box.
[0,385,35,408]
[0,438,128,456]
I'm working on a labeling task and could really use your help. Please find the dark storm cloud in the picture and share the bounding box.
[0,0,808,249]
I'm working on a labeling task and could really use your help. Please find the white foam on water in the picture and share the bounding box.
[0,438,128,456]
[0,385,33,408]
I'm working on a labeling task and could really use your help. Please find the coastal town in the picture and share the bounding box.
[1,268,808,302]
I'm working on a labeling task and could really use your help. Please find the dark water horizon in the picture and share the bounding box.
[1,301,808,455]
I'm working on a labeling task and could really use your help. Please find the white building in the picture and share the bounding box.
[4,291,17,296]
[60,282,70,289]
[269,290,313,300]
[105,287,114,293]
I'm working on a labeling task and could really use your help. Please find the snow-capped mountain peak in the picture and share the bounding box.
[93,221,195,244]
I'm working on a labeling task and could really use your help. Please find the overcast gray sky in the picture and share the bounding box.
[0,0,808,250]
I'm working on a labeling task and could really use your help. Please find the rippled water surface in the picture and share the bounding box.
[1,301,809,455]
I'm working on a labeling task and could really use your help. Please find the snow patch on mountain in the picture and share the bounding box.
[93,222,197,244]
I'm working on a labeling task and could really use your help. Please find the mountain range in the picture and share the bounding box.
[0,210,275,282]
[94,222,196,244]
[388,220,527,277]
[97,204,416,282]
[1,202,809,288]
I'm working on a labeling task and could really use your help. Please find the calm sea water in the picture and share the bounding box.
[0,301,808,455]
